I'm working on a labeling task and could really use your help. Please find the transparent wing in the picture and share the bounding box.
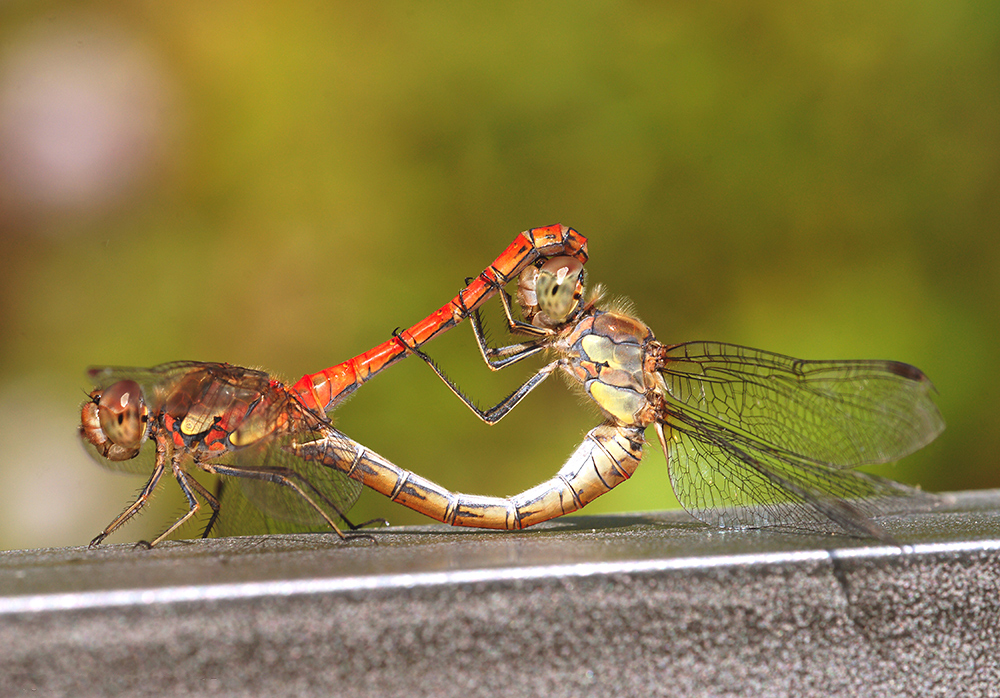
[79,435,160,475]
[661,414,937,539]
[213,476,350,537]
[214,479,300,536]
[211,430,364,537]
[86,361,220,397]
[660,342,945,469]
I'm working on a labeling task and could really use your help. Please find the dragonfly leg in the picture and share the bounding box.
[339,514,390,531]
[89,437,168,548]
[187,475,223,539]
[295,423,645,529]
[460,272,554,348]
[144,466,212,548]
[495,286,549,336]
[393,327,559,425]
[469,301,550,370]
[205,463,349,539]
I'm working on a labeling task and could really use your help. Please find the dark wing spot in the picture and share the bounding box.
[886,361,927,381]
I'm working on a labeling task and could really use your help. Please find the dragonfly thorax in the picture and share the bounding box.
[157,367,298,454]
[564,310,658,426]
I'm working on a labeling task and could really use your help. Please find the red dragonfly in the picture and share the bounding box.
[79,225,587,547]
[296,255,945,542]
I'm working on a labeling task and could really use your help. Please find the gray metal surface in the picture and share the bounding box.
[2,489,999,697]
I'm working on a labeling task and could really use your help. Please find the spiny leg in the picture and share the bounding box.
[89,438,168,548]
[493,285,551,337]
[188,474,223,539]
[454,273,552,368]
[469,301,550,369]
[143,466,210,548]
[394,328,560,425]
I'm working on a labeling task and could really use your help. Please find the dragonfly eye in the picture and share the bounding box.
[534,256,584,324]
[96,380,148,454]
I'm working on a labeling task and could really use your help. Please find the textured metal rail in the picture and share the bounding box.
[1,489,997,697]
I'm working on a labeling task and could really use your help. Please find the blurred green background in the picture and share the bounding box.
[0,2,993,550]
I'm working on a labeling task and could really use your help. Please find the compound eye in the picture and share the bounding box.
[535,257,584,323]
[97,380,148,451]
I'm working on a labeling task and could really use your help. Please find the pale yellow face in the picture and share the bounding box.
[534,256,584,324]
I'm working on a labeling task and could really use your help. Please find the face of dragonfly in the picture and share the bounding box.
[80,380,150,461]
[518,256,585,328]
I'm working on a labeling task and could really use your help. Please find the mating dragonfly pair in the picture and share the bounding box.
[80,225,944,547]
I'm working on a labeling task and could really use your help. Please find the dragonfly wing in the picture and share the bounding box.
[660,341,945,469]
[212,432,364,537]
[86,361,216,398]
[214,478,350,537]
[660,410,938,539]
[213,479,283,536]
[81,435,160,475]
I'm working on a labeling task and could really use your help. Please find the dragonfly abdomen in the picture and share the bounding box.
[294,424,645,531]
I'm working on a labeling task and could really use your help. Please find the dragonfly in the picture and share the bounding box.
[79,225,587,547]
[296,254,945,542]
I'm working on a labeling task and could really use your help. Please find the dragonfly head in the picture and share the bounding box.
[518,256,585,328]
[80,380,149,461]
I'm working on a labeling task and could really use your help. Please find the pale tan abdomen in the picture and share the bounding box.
[294,423,645,530]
